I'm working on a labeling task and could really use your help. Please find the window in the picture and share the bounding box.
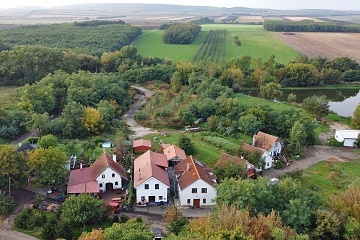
[115,181,118,186]
[159,196,163,200]
[155,184,159,189]
[99,183,103,188]
[145,184,149,189]
[203,198,206,203]
[201,188,207,193]
[267,162,270,167]
[102,174,105,178]
[192,188,197,193]
[112,173,115,178]
[187,199,190,204]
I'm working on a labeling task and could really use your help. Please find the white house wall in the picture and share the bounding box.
[335,131,345,142]
[95,167,124,192]
[178,179,216,207]
[136,177,169,204]
[344,138,356,147]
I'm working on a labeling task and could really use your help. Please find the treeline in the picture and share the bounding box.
[0,22,141,56]
[263,20,360,32]
[163,22,201,44]
[73,19,125,27]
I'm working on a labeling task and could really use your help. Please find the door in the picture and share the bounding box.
[148,196,155,203]
[106,182,113,191]
[193,199,200,207]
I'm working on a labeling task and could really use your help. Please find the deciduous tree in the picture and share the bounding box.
[0,145,27,188]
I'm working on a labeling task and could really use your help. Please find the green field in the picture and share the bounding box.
[0,86,18,110]
[134,24,299,64]
[301,159,360,200]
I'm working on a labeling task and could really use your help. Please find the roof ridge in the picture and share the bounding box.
[190,156,201,180]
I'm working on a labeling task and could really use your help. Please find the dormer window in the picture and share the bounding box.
[102,174,105,178]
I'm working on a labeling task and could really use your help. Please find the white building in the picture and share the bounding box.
[335,130,360,147]
[67,153,127,194]
[174,156,217,207]
[134,150,170,204]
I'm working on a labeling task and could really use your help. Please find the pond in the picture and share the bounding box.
[239,89,360,117]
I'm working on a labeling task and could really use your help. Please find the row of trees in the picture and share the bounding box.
[263,20,360,32]
[191,29,227,63]
[163,22,201,44]
[0,22,141,56]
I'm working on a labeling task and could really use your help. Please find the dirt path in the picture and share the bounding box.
[122,86,158,138]
[264,145,359,178]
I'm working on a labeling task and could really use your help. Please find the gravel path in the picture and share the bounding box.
[263,145,359,178]
[122,86,158,138]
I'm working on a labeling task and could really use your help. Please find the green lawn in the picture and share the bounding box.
[0,86,18,110]
[142,131,248,167]
[134,24,299,64]
[301,159,360,200]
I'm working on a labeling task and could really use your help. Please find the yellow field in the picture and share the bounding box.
[234,16,264,23]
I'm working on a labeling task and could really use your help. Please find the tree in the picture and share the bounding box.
[97,100,116,131]
[81,107,104,135]
[38,134,58,149]
[0,145,27,188]
[178,134,195,155]
[288,121,307,157]
[214,160,246,182]
[104,219,154,240]
[0,192,15,216]
[27,112,51,137]
[238,115,264,135]
[61,194,110,227]
[352,103,360,129]
[259,82,283,100]
[27,147,68,187]
[62,101,86,138]
[301,95,329,118]
[79,228,106,240]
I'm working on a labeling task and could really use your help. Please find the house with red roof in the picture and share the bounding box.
[133,139,152,152]
[67,153,127,194]
[134,150,170,205]
[174,156,217,207]
[162,144,186,167]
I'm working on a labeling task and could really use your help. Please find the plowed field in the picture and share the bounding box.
[272,32,360,62]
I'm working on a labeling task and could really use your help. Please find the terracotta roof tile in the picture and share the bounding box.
[215,153,247,168]
[133,161,170,188]
[241,143,265,155]
[174,156,216,190]
[133,139,152,148]
[91,153,127,180]
[134,150,168,169]
[254,131,279,151]
[162,145,186,161]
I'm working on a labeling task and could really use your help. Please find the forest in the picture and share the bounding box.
[263,20,360,32]
[163,22,202,44]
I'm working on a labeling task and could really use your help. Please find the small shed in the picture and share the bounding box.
[133,139,152,152]
[335,130,360,147]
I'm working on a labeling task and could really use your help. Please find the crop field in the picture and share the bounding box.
[234,16,264,23]
[284,16,325,22]
[301,159,360,200]
[134,24,299,64]
[272,32,360,63]
[192,29,226,63]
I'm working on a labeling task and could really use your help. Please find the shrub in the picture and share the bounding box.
[0,192,15,216]
[14,208,34,230]
[112,215,120,224]
[327,137,344,147]
[120,214,130,223]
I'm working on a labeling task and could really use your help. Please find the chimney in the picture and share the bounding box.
[138,168,141,179]
[80,163,83,169]
[186,163,190,171]
[112,154,117,162]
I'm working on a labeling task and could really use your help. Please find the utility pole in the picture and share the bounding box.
[8,177,11,196]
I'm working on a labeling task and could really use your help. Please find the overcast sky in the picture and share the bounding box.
[1,0,359,11]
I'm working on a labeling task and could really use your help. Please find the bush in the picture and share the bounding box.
[168,217,189,235]
[0,192,15,216]
[120,214,130,223]
[280,169,304,180]
[112,215,120,224]
[14,208,34,230]
[327,137,344,147]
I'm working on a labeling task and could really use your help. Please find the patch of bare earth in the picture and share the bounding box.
[271,32,360,62]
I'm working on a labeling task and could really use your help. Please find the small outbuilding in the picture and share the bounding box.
[133,139,152,152]
[335,130,360,147]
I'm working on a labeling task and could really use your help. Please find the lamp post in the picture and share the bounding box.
[8,177,11,196]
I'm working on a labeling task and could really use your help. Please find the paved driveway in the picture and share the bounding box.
[264,145,359,178]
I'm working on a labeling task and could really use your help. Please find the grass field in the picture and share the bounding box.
[301,159,360,200]
[0,86,18,110]
[134,24,299,64]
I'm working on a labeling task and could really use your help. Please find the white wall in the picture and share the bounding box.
[96,167,124,192]
[136,177,169,203]
[335,131,344,142]
[344,138,357,147]
[178,179,216,207]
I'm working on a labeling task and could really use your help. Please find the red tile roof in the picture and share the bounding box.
[174,156,216,190]
[162,145,186,161]
[215,153,247,168]
[67,153,127,194]
[133,161,170,188]
[133,139,152,148]
[161,144,172,151]
[240,143,265,155]
[134,150,168,169]
[254,131,279,151]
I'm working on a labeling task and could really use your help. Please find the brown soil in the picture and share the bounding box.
[271,32,360,62]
